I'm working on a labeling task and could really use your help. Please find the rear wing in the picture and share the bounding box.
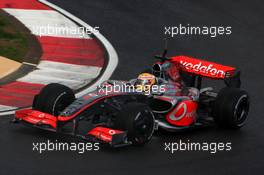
[171,56,236,79]
[171,55,241,88]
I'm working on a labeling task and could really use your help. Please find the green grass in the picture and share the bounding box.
[0,13,28,62]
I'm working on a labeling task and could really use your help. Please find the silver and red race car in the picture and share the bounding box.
[13,53,250,147]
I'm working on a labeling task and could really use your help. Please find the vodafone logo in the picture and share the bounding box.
[108,130,116,135]
[38,113,45,118]
[168,102,196,122]
[180,60,225,77]
[169,103,187,121]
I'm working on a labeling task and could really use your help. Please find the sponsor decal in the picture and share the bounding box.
[38,113,45,118]
[169,103,187,121]
[180,60,226,77]
[139,74,156,80]
[108,130,116,135]
[169,102,195,121]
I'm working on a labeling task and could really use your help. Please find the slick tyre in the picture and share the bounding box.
[33,83,75,116]
[213,87,250,129]
[114,102,155,146]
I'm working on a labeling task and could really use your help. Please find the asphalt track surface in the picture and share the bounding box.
[1,0,264,174]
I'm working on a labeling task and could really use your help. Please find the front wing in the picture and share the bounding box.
[13,109,130,147]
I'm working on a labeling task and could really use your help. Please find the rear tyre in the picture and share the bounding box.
[33,83,75,116]
[114,102,155,146]
[213,87,250,129]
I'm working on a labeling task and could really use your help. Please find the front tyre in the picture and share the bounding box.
[114,102,155,146]
[33,83,75,116]
[213,87,250,129]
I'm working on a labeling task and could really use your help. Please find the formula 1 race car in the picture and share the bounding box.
[13,52,250,147]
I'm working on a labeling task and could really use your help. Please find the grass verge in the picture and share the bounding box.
[0,12,28,62]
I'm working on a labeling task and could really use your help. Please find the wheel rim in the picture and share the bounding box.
[133,110,154,143]
[235,95,249,125]
[52,92,74,116]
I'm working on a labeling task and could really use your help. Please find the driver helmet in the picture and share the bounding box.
[135,73,156,92]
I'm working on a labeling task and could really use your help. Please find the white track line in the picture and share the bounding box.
[22,62,38,67]
[19,74,87,90]
[19,62,101,89]
[37,61,101,75]
[30,69,95,82]
[0,105,17,112]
